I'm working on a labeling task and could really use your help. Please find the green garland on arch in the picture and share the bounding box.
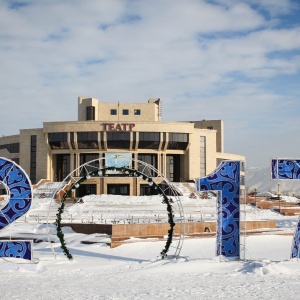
[55,166,176,260]
[55,191,73,260]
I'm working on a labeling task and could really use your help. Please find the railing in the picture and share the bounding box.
[22,211,217,225]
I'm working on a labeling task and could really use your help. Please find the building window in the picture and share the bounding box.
[76,184,96,197]
[48,132,69,149]
[0,143,19,153]
[107,184,130,196]
[0,182,7,196]
[166,154,181,182]
[161,132,166,149]
[56,154,70,181]
[100,131,104,149]
[167,133,189,150]
[138,154,157,177]
[77,132,98,149]
[12,158,19,165]
[207,126,214,130]
[132,132,137,149]
[111,109,117,115]
[107,132,130,149]
[122,109,129,115]
[138,132,160,149]
[140,184,158,196]
[200,136,206,177]
[86,106,95,120]
[30,135,37,184]
[79,153,99,176]
[70,132,75,149]
[134,109,141,115]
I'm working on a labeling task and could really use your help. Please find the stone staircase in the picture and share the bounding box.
[33,181,63,199]
[172,182,198,197]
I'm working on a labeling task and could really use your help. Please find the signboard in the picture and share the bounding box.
[105,153,132,174]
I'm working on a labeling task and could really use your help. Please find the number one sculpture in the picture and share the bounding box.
[271,159,300,258]
[195,160,241,259]
[0,157,33,260]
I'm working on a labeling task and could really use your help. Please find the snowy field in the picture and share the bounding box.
[1,194,300,299]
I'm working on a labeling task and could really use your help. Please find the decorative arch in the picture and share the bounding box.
[49,157,184,260]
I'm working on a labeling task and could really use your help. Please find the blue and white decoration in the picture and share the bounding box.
[271,159,300,259]
[0,240,32,260]
[0,157,33,260]
[196,160,241,258]
[271,159,300,180]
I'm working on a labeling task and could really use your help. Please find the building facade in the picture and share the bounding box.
[0,97,244,196]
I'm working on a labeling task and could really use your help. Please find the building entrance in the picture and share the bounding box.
[107,184,130,195]
[76,184,97,197]
[166,154,181,182]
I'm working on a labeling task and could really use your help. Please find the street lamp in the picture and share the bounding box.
[254,187,257,207]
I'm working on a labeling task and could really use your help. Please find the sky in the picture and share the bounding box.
[0,0,299,168]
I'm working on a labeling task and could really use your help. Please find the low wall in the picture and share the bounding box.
[244,220,276,230]
[252,200,299,210]
[62,220,276,247]
[275,208,300,216]
[181,221,216,234]
[63,223,112,235]
[246,197,268,204]
[112,223,171,238]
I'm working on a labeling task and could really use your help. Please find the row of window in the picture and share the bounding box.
[49,132,187,142]
[54,153,180,182]
[110,109,141,116]
[86,106,142,121]
[48,132,189,150]
[74,183,176,197]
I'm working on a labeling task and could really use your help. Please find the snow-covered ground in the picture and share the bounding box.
[1,194,300,299]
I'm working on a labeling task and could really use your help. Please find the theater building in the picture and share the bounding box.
[0,97,244,196]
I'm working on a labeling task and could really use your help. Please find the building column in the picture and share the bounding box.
[161,153,166,177]
[133,153,138,170]
[70,153,75,176]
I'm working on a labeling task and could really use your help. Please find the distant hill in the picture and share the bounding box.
[246,166,300,195]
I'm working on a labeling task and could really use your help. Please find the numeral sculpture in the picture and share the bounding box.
[0,157,32,260]
[195,160,241,258]
[271,159,300,258]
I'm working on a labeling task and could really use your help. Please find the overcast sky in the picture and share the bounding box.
[0,0,299,168]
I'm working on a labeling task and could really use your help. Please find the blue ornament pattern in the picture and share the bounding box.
[271,159,300,259]
[196,161,240,258]
[0,157,33,260]
[291,222,300,259]
[0,241,32,260]
[271,159,300,180]
[216,191,222,255]
[0,158,32,229]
